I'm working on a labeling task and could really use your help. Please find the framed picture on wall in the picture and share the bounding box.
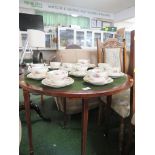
[91,19,97,28]
[96,20,102,28]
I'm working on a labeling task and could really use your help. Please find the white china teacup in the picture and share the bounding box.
[50,62,61,68]
[88,76,108,83]
[107,67,121,74]
[72,63,88,72]
[62,63,73,68]
[112,67,121,73]
[28,66,48,75]
[47,70,68,80]
[87,69,109,80]
[98,63,112,70]
[60,63,73,71]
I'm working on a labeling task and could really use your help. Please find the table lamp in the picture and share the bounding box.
[19,29,45,64]
[27,29,45,48]
[28,29,45,63]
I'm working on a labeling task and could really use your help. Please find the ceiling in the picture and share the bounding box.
[41,0,135,13]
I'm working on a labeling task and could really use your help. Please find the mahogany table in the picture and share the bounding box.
[19,74,133,155]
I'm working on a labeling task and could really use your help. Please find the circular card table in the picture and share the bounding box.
[19,74,133,155]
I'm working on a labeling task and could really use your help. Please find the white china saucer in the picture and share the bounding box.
[27,73,46,80]
[41,77,74,88]
[83,76,113,85]
[108,72,125,78]
[48,66,60,69]
[69,71,87,77]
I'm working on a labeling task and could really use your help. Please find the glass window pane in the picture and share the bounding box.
[76,31,84,46]
[103,33,113,41]
[86,31,92,47]
[45,34,50,48]
[66,29,74,45]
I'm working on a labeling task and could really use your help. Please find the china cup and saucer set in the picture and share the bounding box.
[26,60,126,88]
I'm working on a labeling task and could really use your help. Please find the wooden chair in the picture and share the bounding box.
[124,30,135,155]
[97,37,134,154]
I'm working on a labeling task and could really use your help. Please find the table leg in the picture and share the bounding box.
[23,89,34,155]
[63,97,67,128]
[81,98,89,155]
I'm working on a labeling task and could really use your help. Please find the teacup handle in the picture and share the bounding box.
[28,66,32,72]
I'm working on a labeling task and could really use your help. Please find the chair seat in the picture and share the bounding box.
[100,90,130,118]
[55,97,100,114]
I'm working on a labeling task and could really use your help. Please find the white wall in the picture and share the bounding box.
[114,18,135,31]
[114,6,135,22]
[19,7,35,14]
[19,0,113,20]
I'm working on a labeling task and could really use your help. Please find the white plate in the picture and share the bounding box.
[41,77,74,88]
[69,71,87,77]
[109,72,125,78]
[27,73,46,80]
[83,76,113,85]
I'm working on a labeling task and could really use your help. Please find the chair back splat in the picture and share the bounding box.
[97,38,127,73]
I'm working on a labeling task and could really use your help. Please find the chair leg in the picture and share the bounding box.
[103,96,112,136]
[124,124,134,155]
[119,117,125,155]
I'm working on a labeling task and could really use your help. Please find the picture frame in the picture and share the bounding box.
[96,20,102,28]
[91,19,97,28]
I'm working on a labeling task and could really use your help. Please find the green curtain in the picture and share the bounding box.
[36,11,90,28]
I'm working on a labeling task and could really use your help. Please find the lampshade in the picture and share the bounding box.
[27,29,45,48]
[19,31,23,47]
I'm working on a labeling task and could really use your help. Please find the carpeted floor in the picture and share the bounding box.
[19,89,135,155]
